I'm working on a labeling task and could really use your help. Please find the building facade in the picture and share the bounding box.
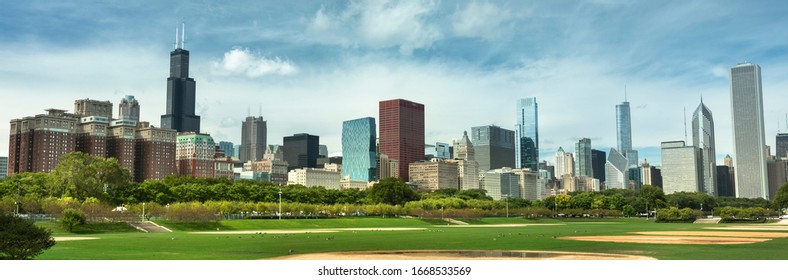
[512,168,540,201]
[471,125,515,172]
[408,160,459,191]
[287,168,341,189]
[107,119,137,175]
[0,156,7,179]
[8,109,78,175]
[283,133,319,170]
[692,100,717,196]
[730,63,769,199]
[342,117,377,181]
[661,141,701,194]
[218,141,235,159]
[480,168,520,200]
[591,149,606,184]
[240,116,267,162]
[575,138,592,177]
[118,95,140,122]
[134,122,177,182]
[605,148,628,189]
[176,132,216,178]
[161,30,200,133]
[250,159,289,185]
[74,99,113,119]
[515,97,539,170]
[379,99,425,181]
[777,133,788,159]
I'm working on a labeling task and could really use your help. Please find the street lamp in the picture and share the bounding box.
[15,181,21,216]
[504,194,509,218]
[278,187,283,220]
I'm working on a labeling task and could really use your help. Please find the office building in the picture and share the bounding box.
[250,159,289,185]
[515,97,539,170]
[176,132,216,178]
[605,148,628,189]
[480,168,520,200]
[692,100,717,196]
[287,168,341,189]
[0,156,7,179]
[730,63,769,198]
[575,138,592,177]
[717,165,735,197]
[555,147,567,178]
[512,168,540,200]
[641,159,662,187]
[283,133,319,170]
[379,99,425,181]
[263,144,283,161]
[161,26,200,133]
[218,141,235,159]
[425,142,451,160]
[591,149,606,183]
[446,159,479,190]
[453,131,475,161]
[74,99,113,119]
[341,117,377,181]
[376,153,399,180]
[408,160,459,191]
[661,141,701,194]
[134,122,177,181]
[777,133,788,159]
[767,157,788,199]
[319,145,328,158]
[118,95,140,122]
[240,116,267,162]
[616,97,638,168]
[471,125,515,171]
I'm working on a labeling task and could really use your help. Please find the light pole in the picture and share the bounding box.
[504,195,509,218]
[15,181,21,216]
[278,187,283,220]
[142,202,146,222]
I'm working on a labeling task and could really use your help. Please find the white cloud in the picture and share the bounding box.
[451,2,516,40]
[210,48,298,78]
[307,0,441,55]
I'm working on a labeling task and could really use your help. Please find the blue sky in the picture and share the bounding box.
[2,0,788,166]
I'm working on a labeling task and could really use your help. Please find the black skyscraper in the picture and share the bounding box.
[283,133,319,170]
[161,26,200,133]
[591,149,606,183]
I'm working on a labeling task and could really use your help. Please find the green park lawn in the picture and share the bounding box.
[37,217,788,260]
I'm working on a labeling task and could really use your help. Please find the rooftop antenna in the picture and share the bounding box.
[247,105,250,117]
[259,104,262,116]
[175,24,179,49]
[181,22,186,49]
[624,85,628,102]
[683,106,688,143]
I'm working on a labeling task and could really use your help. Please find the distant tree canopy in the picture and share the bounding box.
[366,178,418,206]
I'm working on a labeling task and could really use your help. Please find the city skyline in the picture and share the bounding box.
[3,1,788,167]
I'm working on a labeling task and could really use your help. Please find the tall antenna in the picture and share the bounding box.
[247,105,250,117]
[624,85,628,102]
[175,24,179,49]
[259,104,262,116]
[181,22,186,49]
[683,106,687,143]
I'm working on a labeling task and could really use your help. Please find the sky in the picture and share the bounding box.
[2,0,788,167]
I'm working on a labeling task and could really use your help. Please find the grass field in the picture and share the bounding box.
[37,217,788,260]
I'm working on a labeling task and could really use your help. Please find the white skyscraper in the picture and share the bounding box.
[661,141,701,194]
[730,63,769,199]
[605,148,628,189]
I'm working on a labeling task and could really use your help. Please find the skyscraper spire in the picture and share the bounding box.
[624,85,627,101]
[181,22,186,49]
[175,24,179,50]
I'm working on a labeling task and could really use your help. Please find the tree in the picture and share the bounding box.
[773,183,788,211]
[62,208,86,232]
[366,178,418,206]
[0,214,56,259]
[639,185,665,218]
[49,152,132,201]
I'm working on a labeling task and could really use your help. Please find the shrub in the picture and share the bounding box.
[61,208,86,232]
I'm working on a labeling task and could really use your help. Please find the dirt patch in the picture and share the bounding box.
[273,250,654,260]
[435,224,563,228]
[192,228,427,235]
[632,231,788,238]
[560,235,769,244]
[54,237,100,241]
[704,226,788,231]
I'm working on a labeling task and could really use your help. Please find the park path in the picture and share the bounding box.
[443,218,469,225]
[693,218,721,224]
[127,221,172,233]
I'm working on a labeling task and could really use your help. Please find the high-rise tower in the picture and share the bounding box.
[692,100,717,196]
[379,99,424,181]
[240,116,267,162]
[161,24,200,133]
[119,95,140,122]
[575,138,592,177]
[616,93,638,168]
[342,117,377,181]
[730,63,769,199]
[515,97,539,170]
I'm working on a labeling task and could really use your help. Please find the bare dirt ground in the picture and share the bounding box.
[704,226,788,231]
[273,250,655,260]
[631,231,788,238]
[53,237,100,241]
[191,227,427,235]
[559,235,769,244]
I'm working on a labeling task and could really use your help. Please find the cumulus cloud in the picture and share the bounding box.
[211,48,298,78]
[307,0,441,55]
[451,1,516,40]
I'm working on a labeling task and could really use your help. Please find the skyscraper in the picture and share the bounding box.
[730,63,769,199]
[616,97,638,168]
[554,147,566,177]
[0,156,7,179]
[283,133,319,170]
[342,117,377,181]
[218,141,235,159]
[591,149,606,183]
[175,132,215,178]
[453,131,475,161]
[692,100,717,196]
[776,133,788,159]
[471,125,515,172]
[515,97,538,170]
[379,99,424,181]
[575,138,592,177]
[119,95,140,122]
[605,148,628,189]
[161,25,200,133]
[240,116,267,162]
[661,141,701,194]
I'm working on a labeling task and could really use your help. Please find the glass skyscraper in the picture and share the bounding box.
[341,117,377,181]
[471,125,515,172]
[575,138,592,177]
[616,98,638,168]
[515,97,538,170]
[730,63,769,199]
[692,101,717,196]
